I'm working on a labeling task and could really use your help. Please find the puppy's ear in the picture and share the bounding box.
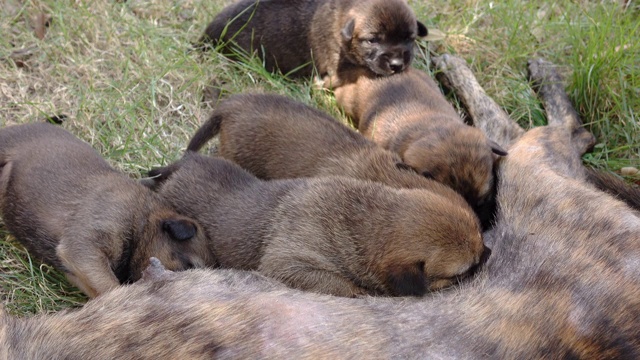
[341,18,355,41]
[387,261,427,296]
[162,219,197,242]
[417,21,428,37]
[488,140,508,156]
[144,161,183,190]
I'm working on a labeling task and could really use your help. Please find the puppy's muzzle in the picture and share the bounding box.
[384,49,412,74]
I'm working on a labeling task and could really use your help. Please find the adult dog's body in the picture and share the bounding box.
[200,0,427,87]
[2,59,638,358]
[0,123,211,298]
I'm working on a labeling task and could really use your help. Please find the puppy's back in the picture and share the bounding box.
[190,93,371,179]
[200,0,320,76]
[0,123,128,265]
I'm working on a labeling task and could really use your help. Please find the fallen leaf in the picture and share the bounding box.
[620,167,639,176]
[424,28,447,42]
[34,13,48,40]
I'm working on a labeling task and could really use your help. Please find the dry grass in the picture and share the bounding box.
[1,0,638,315]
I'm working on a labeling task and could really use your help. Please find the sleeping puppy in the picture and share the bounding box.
[145,153,488,297]
[0,123,213,298]
[186,93,478,220]
[199,0,427,88]
[335,67,508,220]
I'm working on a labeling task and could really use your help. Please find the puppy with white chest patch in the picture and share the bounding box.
[334,67,508,220]
[0,123,213,298]
[145,152,488,297]
[199,0,427,88]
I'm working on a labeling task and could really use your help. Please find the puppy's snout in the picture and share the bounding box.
[389,57,405,73]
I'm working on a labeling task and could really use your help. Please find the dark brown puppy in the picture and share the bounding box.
[0,123,213,298]
[334,67,507,214]
[186,93,480,221]
[145,152,486,297]
[199,0,427,87]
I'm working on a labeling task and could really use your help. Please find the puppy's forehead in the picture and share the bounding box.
[359,1,417,36]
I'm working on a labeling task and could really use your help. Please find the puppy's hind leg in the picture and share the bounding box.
[56,235,121,298]
[259,254,367,297]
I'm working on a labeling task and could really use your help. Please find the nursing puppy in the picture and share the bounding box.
[0,123,212,298]
[186,94,481,222]
[145,152,486,297]
[334,67,508,214]
[199,0,427,87]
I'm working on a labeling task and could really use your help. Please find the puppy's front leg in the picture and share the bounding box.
[56,235,121,298]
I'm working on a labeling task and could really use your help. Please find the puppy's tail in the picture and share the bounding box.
[586,168,640,211]
[186,112,223,153]
[141,160,186,191]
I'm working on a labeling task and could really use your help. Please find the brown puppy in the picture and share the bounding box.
[186,93,483,223]
[199,0,427,87]
[0,123,213,298]
[334,67,508,214]
[145,152,486,297]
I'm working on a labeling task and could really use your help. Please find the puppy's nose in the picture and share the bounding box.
[389,58,405,73]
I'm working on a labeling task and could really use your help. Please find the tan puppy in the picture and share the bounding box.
[335,67,508,215]
[186,93,478,221]
[145,152,486,297]
[0,123,213,298]
[199,0,427,87]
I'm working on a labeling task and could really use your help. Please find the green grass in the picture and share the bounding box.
[1,0,638,315]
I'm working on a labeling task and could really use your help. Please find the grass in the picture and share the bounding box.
[0,0,637,316]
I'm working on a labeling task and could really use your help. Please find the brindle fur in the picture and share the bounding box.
[0,123,213,298]
[186,93,477,220]
[145,152,485,297]
[1,58,638,358]
[334,67,507,221]
[199,0,427,87]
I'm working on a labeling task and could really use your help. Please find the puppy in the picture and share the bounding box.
[334,67,508,215]
[0,123,213,298]
[199,0,427,87]
[145,152,487,297]
[186,93,479,219]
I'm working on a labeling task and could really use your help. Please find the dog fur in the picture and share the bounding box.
[2,59,637,359]
[199,0,427,87]
[334,67,507,218]
[145,152,486,297]
[186,93,481,223]
[0,123,213,298]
